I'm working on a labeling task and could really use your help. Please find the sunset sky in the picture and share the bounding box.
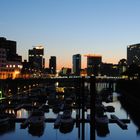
[1,0,140,70]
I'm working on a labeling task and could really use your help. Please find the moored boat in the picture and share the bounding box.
[28,110,45,136]
[28,110,45,127]
[95,114,109,125]
[59,110,74,133]
[95,114,110,137]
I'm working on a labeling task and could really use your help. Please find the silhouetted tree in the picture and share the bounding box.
[124,63,140,79]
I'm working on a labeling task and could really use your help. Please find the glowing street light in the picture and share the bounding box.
[0,90,2,99]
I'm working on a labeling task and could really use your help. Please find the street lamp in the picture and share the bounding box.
[29,85,31,93]
[17,87,20,94]
[0,90,2,99]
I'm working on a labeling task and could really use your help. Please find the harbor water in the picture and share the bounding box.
[0,83,140,140]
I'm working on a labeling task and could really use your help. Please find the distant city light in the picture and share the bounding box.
[35,46,44,49]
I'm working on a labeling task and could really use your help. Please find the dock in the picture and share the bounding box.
[10,117,91,124]
[110,115,128,129]
[86,113,130,128]
[14,104,24,111]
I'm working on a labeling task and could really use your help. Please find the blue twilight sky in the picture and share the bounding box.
[0,0,140,69]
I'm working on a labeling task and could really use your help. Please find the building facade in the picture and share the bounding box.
[100,63,119,77]
[0,37,22,62]
[49,56,56,74]
[28,46,45,70]
[127,44,140,66]
[86,55,102,76]
[0,37,22,79]
[72,54,81,76]
[0,48,6,68]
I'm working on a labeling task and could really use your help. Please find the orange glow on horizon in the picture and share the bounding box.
[45,56,120,70]
[84,54,102,58]
[103,58,119,64]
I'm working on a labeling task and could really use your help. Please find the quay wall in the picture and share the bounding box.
[116,79,140,98]
[0,78,82,96]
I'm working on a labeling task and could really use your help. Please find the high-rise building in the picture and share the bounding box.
[28,46,45,70]
[0,37,22,79]
[0,37,22,62]
[49,56,56,74]
[127,44,140,66]
[85,54,102,76]
[0,48,6,67]
[72,54,81,76]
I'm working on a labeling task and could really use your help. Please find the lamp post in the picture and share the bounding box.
[0,91,2,99]
[29,85,31,93]
[17,87,20,94]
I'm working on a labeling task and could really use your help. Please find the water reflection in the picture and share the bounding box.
[0,122,15,136]
[16,109,29,118]
[28,124,45,137]
[95,87,112,138]
[96,123,110,137]
[59,123,74,134]
[119,95,140,136]
[0,81,116,140]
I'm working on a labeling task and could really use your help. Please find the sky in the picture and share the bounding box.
[1,0,140,70]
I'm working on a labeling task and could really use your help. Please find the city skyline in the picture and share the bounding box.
[1,0,140,69]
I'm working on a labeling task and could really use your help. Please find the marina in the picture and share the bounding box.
[0,77,139,140]
[1,0,140,139]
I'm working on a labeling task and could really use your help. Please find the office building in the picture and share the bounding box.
[72,54,81,76]
[0,37,22,79]
[0,48,6,67]
[28,46,45,70]
[0,37,22,62]
[127,44,140,66]
[49,56,56,74]
[85,54,102,76]
[100,63,119,77]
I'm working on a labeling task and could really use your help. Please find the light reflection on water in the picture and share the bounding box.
[0,120,90,140]
[16,109,29,118]
[0,109,90,140]
[1,83,140,140]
